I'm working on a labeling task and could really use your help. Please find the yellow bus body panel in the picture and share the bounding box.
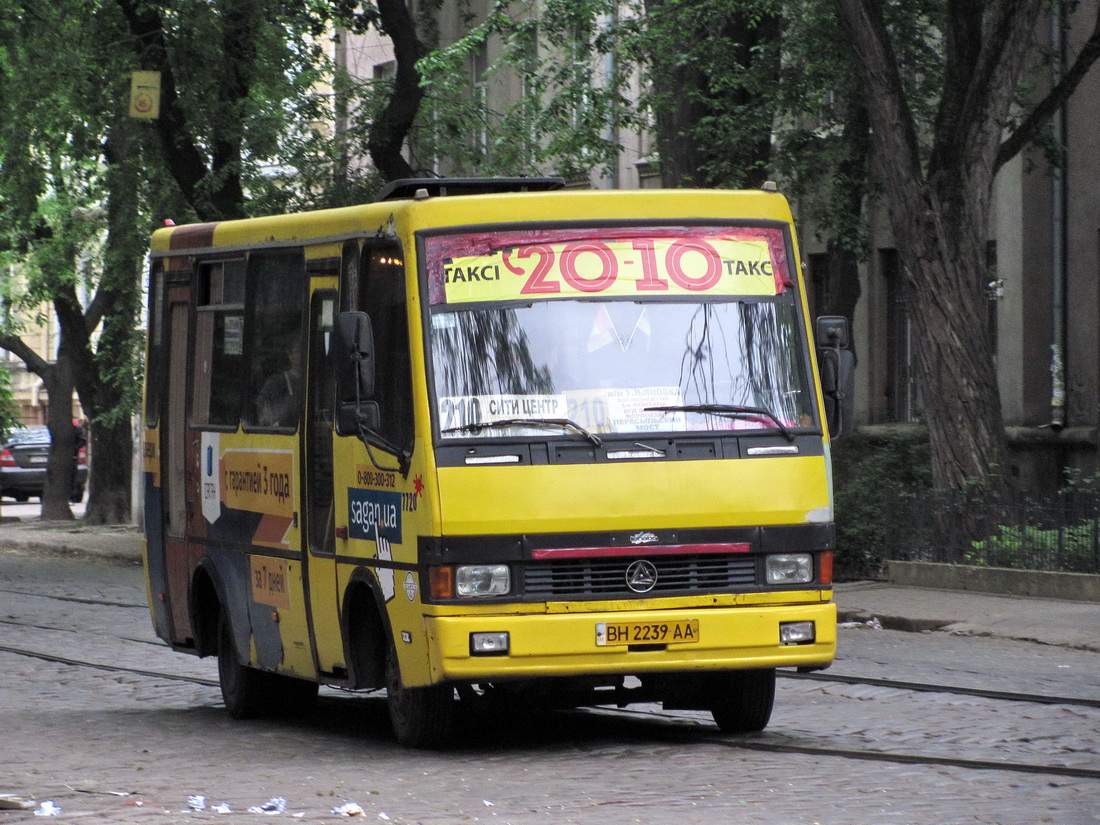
[427,602,836,682]
[437,455,830,535]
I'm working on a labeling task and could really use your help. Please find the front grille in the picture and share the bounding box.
[522,554,758,599]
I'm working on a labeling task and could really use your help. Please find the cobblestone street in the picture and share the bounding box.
[2,550,1098,824]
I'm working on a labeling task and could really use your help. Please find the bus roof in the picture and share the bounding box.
[149,184,795,258]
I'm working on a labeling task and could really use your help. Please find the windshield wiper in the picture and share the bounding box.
[441,417,603,448]
[644,404,796,443]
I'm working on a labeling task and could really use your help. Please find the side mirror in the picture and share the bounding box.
[334,311,375,402]
[333,312,378,436]
[816,316,849,350]
[816,316,855,439]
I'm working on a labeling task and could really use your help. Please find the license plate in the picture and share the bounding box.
[595,619,699,646]
[26,456,47,465]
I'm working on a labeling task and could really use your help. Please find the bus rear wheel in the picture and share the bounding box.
[217,613,319,719]
[709,668,776,733]
[386,643,455,748]
[217,613,270,719]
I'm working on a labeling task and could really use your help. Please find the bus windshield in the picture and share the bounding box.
[424,225,816,439]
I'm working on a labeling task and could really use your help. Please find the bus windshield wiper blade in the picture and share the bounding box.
[644,404,795,443]
[441,417,603,447]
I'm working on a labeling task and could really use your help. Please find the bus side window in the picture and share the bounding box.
[359,245,414,452]
[244,249,307,431]
[192,260,246,427]
[144,261,166,427]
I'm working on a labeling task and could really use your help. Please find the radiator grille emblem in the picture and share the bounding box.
[625,560,658,593]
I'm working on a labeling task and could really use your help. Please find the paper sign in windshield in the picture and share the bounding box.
[605,387,685,432]
[439,394,566,433]
[439,236,779,304]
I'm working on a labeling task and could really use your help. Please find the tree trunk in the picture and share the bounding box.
[80,117,143,525]
[890,183,1009,500]
[368,0,424,181]
[814,242,862,332]
[643,0,779,188]
[812,95,870,331]
[643,0,708,187]
[85,418,133,525]
[41,363,76,521]
[833,0,1042,507]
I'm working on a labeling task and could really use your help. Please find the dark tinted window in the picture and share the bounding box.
[359,245,413,450]
[192,259,247,427]
[244,250,307,430]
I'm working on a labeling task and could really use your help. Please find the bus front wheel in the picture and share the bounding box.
[709,668,776,733]
[385,643,455,748]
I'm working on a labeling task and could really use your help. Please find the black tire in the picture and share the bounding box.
[709,668,776,733]
[70,486,85,504]
[217,612,273,719]
[386,642,455,748]
[217,612,320,719]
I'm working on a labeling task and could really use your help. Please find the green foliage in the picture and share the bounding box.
[0,368,20,435]
[0,1,394,522]
[415,0,638,178]
[410,0,933,230]
[968,522,1100,574]
[770,0,945,257]
[966,471,1100,574]
[633,0,783,187]
[831,427,932,580]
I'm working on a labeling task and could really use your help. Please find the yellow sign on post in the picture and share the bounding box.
[129,71,161,119]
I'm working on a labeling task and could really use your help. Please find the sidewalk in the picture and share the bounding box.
[1,517,1098,652]
[834,580,1100,651]
[0,518,143,566]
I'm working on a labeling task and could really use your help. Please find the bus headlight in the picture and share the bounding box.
[455,564,511,597]
[766,553,813,585]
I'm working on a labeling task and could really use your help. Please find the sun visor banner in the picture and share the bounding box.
[426,227,791,305]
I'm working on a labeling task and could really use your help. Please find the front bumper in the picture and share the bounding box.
[424,601,836,684]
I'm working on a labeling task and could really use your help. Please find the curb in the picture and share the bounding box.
[887,560,1100,602]
[836,607,952,633]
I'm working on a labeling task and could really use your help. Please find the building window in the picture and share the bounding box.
[374,60,395,82]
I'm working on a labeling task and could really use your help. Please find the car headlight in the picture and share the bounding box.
[766,553,813,585]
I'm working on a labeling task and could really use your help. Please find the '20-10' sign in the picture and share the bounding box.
[438,236,780,303]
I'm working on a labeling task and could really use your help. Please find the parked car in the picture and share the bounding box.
[0,425,87,503]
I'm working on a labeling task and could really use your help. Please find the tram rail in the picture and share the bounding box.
[2,638,1097,782]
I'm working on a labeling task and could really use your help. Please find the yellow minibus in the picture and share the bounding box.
[142,178,851,747]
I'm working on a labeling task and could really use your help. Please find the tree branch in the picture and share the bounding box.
[368,0,425,180]
[0,333,49,375]
[834,0,923,184]
[996,4,1100,172]
[113,0,228,220]
[944,0,1044,180]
